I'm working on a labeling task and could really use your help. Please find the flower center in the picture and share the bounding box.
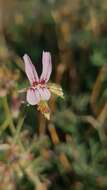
[32,80,46,89]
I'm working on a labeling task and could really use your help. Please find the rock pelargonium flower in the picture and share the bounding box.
[23,51,64,119]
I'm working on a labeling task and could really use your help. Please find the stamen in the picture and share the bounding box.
[32,80,46,89]
[32,81,38,87]
[40,79,45,85]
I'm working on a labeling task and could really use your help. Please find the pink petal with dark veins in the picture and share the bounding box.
[27,88,40,105]
[38,87,51,101]
[40,51,52,82]
[23,54,39,85]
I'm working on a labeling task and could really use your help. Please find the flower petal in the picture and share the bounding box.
[38,87,51,101]
[27,88,40,105]
[40,51,52,82]
[23,54,39,85]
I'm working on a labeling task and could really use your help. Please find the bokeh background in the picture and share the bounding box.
[0,0,107,189]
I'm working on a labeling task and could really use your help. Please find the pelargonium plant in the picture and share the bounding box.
[23,51,64,119]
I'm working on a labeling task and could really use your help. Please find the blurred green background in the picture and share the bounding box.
[0,0,107,189]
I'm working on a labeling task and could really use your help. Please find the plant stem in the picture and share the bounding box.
[13,116,25,143]
[2,95,16,135]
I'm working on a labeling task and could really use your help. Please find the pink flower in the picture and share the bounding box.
[23,51,52,105]
[23,51,64,119]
